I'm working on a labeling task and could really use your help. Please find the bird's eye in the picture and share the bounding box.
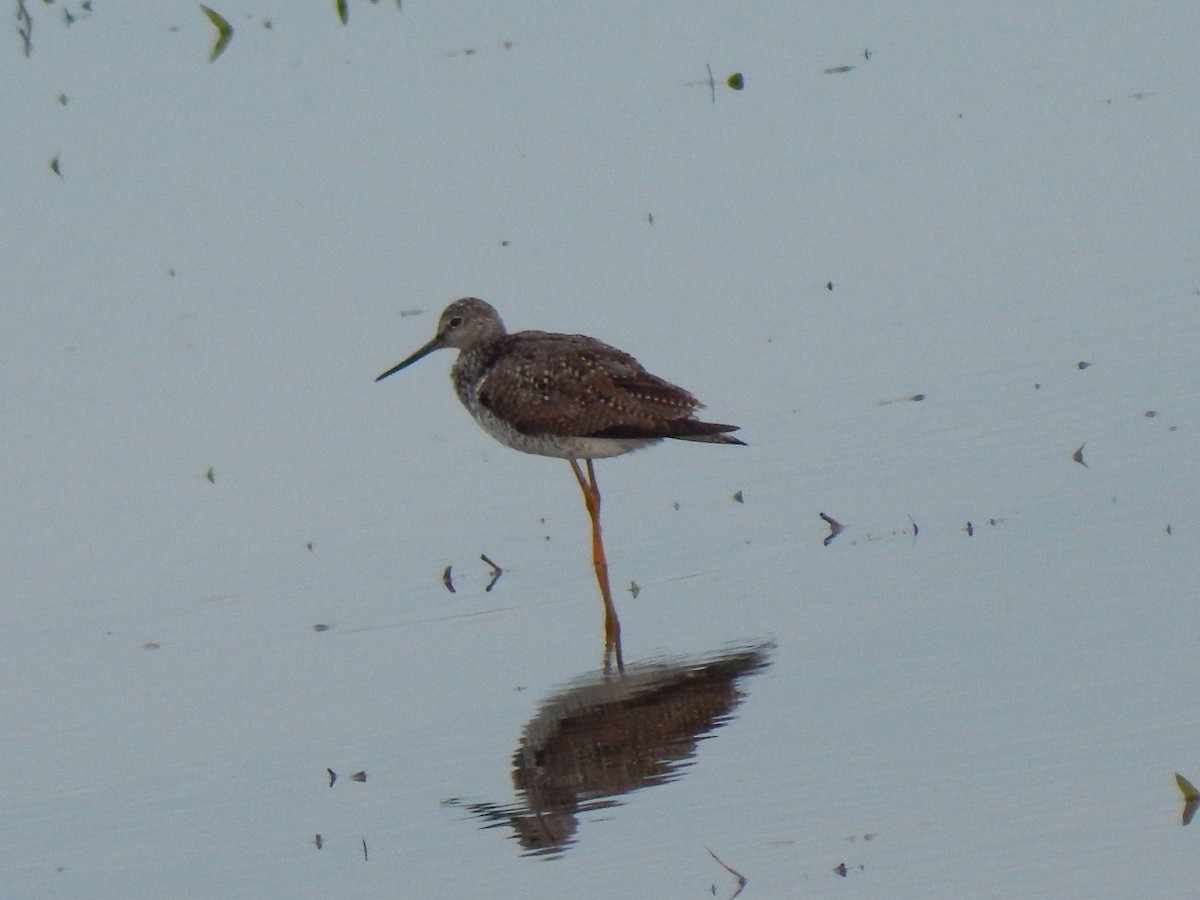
[448,316,463,328]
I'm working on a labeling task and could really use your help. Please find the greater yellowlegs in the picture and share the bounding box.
[376,298,745,656]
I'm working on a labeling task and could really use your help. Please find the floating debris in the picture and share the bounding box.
[1072,444,1087,467]
[877,393,925,406]
[706,846,747,899]
[824,65,855,75]
[1077,360,1091,370]
[732,490,744,503]
[200,5,234,62]
[847,517,924,545]
[1177,772,1199,825]
[314,833,323,850]
[442,565,455,593]
[966,521,975,537]
[826,281,834,291]
[361,838,369,861]
[1176,772,1198,800]
[327,768,337,787]
[1144,410,1157,417]
[691,63,742,103]
[17,0,31,56]
[335,0,348,25]
[141,641,162,650]
[205,466,216,483]
[312,623,332,632]
[628,580,640,599]
[49,154,63,178]
[351,771,367,782]
[833,862,847,877]
[819,511,845,546]
[481,554,503,592]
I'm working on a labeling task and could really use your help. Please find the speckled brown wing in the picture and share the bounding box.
[475,331,704,438]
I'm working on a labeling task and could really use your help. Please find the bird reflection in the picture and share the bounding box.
[448,643,771,856]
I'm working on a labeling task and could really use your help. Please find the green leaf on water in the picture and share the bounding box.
[1176,772,1199,826]
[726,72,744,91]
[336,0,348,25]
[200,5,233,62]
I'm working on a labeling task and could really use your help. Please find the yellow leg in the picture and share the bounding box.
[570,459,623,672]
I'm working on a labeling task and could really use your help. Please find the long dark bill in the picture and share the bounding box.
[375,337,443,382]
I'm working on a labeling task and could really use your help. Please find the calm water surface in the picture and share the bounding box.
[4,3,1199,898]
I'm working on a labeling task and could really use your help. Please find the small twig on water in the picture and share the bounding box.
[481,553,503,592]
[705,846,747,900]
[819,511,845,546]
[17,0,33,56]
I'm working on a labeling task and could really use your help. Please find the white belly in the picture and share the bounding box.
[468,404,657,460]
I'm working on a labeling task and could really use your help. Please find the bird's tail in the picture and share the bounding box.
[669,422,746,445]
[591,420,746,444]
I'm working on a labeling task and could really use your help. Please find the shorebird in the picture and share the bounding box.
[376,297,744,660]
